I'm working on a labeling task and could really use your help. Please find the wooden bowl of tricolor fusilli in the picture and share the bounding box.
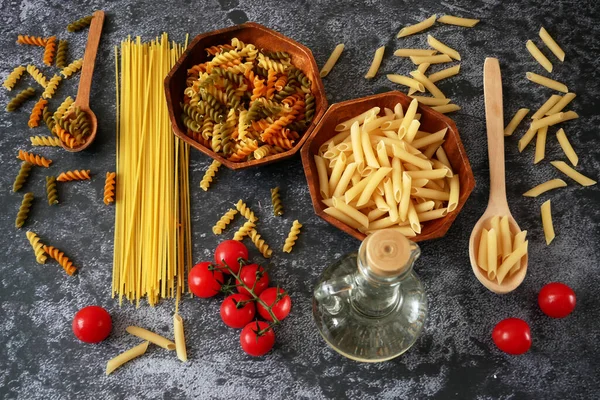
[164,22,328,169]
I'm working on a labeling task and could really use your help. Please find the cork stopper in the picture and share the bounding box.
[365,229,412,277]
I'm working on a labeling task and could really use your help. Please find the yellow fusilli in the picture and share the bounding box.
[3,66,26,90]
[26,65,48,88]
[283,220,302,253]
[200,160,221,191]
[233,220,255,241]
[60,59,83,78]
[213,208,238,235]
[26,231,47,264]
[30,136,61,146]
[249,229,273,258]
[235,199,258,222]
[42,74,62,99]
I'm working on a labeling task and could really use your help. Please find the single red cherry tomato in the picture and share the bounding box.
[492,318,532,355]
[538,282,576,318]
[240,321,275,356]
[189,261,223,298]
[220,293,256,329]
[72,306,112,343]
[214,240,249,274]
[237,264,269,296]
[257,287,292,322]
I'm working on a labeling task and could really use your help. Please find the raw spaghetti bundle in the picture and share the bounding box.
[113,34,192,307]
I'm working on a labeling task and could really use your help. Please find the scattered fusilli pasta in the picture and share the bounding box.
[104,172,115,205]
[55,40,69,69]
[60,59,83,78]
[6,87,35,111]
[17,35,47,46]
[15,192,34,228]
[200,160,221,191]
[57,169,91,181]
[26,231,47,264]
[42,74,62,99]
[270,187,284,216]
[283,220,302,253]
[233,220,255,241]
[43,36,57,66]
[13,162,33,192]
[67,15,93,32]
[28,98,47,128]
[249,228,273,258]
[235,199,258,222]
[42,245,77,275]
[46,176,59,205]
[42,105,55,133]
[30,135,61,147]
[26,65,48,88]
[17,150,52,167]
[213,209,238,235]
[3,66,26,91]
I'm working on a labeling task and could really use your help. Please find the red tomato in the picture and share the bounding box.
[257,287,292,322]
[72,306,112,343]
[538,282,576,318]
[236,264,269,296]
[189,261,223,298]
[240,321,275,356]
[220,293,256,329]
[492,318,532,355]
[214,240,249,274]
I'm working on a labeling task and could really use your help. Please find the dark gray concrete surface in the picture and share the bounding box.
[1,0,599,399]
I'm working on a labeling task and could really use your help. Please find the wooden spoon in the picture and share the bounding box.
[468,58,528,294]
[61,10,105,152]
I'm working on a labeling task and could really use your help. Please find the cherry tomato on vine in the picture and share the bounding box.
[492,318,532,355]
[220,293,256,329]
[214,240,248,274]
[538,282,576,318]
[72,306,112,343]
[236,264,269,296]
[257,287,291,322]
[189,261,223,298]
[240,321,275,356]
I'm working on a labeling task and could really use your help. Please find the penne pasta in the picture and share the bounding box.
[490,216,502,256]
[406,168,448,180]
[539,27,565,62]
[387,74,425,92]
[373,192,390,211]
[486,228,498,281]
[407,201,421,233]
[332,197,369,228]
[383,178,399,222]
[323,207,363,230]
[410,187,450,201]
[365,46,385,79]
[356,167,392,207]
[399,99,419,138]
[437,15,480,27]
[393,103,404,118]
[523,178,567,197]
[504,108,530,136]
[447,175,459,212]
[416,208,447,222]
[477,229,489,271]
[550,161,597,186]
[540,200,555,245]
[529,112,566,131]
[555,128,578,166]
[392,157,403,202]
[407,63,431,96]
[499,216,512,260]
[106,341,149,375]
[525,40,553,72]
[534,126,548,164]
[314,155,330,199]
[350,121,364,168]
[531,95,562,120]
[404,120,421,143]
[435,147,451,169]
[432,104,461,114]
[526,72,568,93]
[126,326,176,350]
[397,14,437,38]
[320,44,344,78]
[497,240,528,284]
[399,172,412,221]
[410,54,453,65]
[328,152,347,195]
[428,65,461,83]
[381,226,417,237]
[173,314,187,362]
[394,48,437,57]
[545,92,576,115]
[376,141,391,167]
[410,96,451,106]
[509,231,528,276]
[410,70,446,98]
[414,200,435,213]
[361,125,380,169]
[422,140,444,160]
[393,145,432,170]
[427,35,461,60]
[518,127,537,152]
[335,107,380,131]
[368,208,388,222]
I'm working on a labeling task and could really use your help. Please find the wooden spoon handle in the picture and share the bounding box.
[76,10,105,109]
[483,58,507,209]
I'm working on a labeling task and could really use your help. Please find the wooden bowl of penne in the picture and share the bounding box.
[164,22,328,169]
[300,91,475,242]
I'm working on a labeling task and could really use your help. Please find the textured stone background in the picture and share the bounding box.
[1,0,599,399]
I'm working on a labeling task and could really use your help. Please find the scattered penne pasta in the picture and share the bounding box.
[320,43,344,78]
[550,161,597,186]
[106,341,149,375]
[555,128,578,166]
[540,200,555,245]
[397,15,437,38]
[526,72,568,93]
[539,27,565,62]
[394,48,437,57]
[437,15,480,27]
[365,46,385,79]
[504,108,529,136]
[427,35,461,60]
[523,179,567,197]
[525,40,553,72]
